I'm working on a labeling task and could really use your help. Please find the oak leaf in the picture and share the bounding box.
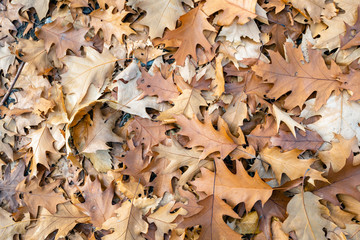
[175,114,237,159]
[254,190,291,240]
[36,18,92,58]
[222,93,248,135]
[137,67,179,102]
[153,137,211,186]
[161,6,216,66]
[0,43,14,73]
[115,61,168,118]
[282,192,336,240]
[259,147,326,184]
[90,7,135,44]
[26,125,58,176]
[0,207,29,240]
[77,176,120,227]
[178,195,242,240]
[270,129,324,151]
[341,69,360,101]
[73,105,122,154]
[252,43,343,111]
[132,0,193,39]
[318,134,358,172]
[193,158,272,210]
[157,88,207,123]
[300,91,360,145]
[25,202,89,240]
[16,178,67,216]
[202,0,257,25]
[102,201,148,240]
[12,0,49,19]
[16,39,56,75]
[272,104,305,137]
[313,153,360,206]
[0,161,25,212]
[147,201,187,239]
[61,47,116,117]
[286,0,336,23]
[127,116,168,153]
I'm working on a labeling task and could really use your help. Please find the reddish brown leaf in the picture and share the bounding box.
[313,153,360,206]
[178,195,242,240]
[270,129,324,151]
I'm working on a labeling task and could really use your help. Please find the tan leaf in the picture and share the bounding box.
[12,0,49,19]
[26,125,58,176]
[114,61,168,118]
[0,208,29,240]
[102,201,148,240]
[157,88,207,123]
[202,0,257,25]
[259,147,326,184]
[90,7,135,44]
[153,137,211,186]
[25,202,90,240]
[73,105,122,154]
[282,192,336,240]
[318,134,359,172]
[300,92,360,145]
[272,104,305,137]
[147,201,187,239]
[132,0,192,39]
[0,43,15,73]
[61,47,116,117]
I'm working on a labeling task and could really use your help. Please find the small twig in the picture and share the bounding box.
[0,61,25,106]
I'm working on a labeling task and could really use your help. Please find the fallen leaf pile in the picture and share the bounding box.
[0,0,360,239]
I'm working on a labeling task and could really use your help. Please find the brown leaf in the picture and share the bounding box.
[16,178,67,216]
[26,125,58,176]
[192,158,272,210]
[313,153,360,206]
[341,69,360,101]
[161,6,216,65]
[127,116,168,153]
[270,129,324,151]
[0,161,25,212]
[282,192,336,240]
[137,67,179,102]
[36,18,92,58]
[175,114,238,159]
[252,42,343,111]
[178,195,242,240]
[259,147,326,184]
[77,176,120,227]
